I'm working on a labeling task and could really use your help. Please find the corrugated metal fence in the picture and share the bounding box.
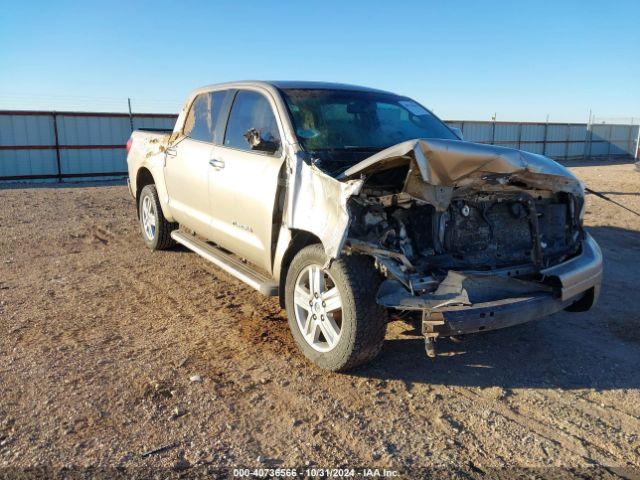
[1,110,638,182]
[0,110,176,182]
[447,120,640,160]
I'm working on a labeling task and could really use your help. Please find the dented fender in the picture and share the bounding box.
[285,150,363,259]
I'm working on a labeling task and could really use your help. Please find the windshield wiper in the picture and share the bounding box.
[342,146,388,150]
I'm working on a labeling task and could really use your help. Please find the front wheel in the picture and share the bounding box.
[138,184,176,250]
[284,244,387,371]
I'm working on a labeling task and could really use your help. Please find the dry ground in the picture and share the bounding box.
[1,162,639,478]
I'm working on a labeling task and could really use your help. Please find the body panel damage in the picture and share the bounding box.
[285,137,601,345]
[338,138,583,198]
[286,150,363,259]
[289,137,585,263]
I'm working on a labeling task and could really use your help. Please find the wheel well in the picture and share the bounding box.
[278,230,323,308]
[135,168,155,217]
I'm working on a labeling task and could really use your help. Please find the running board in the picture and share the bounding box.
[171,231,278,296]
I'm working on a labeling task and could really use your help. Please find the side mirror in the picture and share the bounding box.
[450,126,463,140]
[244,128,280,154]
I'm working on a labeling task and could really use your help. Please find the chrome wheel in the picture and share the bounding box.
[293,264,343,352]
[141,195,157,240]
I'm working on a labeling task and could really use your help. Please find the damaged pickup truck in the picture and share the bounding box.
[126,81,602,371]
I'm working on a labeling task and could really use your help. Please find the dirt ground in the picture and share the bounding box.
[1,162,639,478]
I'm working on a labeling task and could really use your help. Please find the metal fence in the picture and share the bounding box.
[1,110,638,183]
[0,110,177,182]
[446,120,640,160]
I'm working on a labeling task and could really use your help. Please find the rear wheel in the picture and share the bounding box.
[285,244,387,371]
[138,184,176,250]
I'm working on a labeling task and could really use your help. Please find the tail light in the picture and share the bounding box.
[126,137,133,153]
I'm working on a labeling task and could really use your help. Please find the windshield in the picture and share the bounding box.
[280,88,458,153]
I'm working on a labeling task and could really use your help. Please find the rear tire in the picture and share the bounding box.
[138,184,176,250]
[284,244,387,372]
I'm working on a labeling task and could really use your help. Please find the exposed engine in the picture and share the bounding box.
[346,173,584,286]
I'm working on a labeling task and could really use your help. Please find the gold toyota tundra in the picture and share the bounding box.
[126,81,602,371]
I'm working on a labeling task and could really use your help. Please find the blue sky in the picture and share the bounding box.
[1,0,638,122]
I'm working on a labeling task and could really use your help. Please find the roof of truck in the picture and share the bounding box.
[194,80,395,95]
[268,81,394,94]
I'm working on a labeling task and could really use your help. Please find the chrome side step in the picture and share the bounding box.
[171,230,278,296]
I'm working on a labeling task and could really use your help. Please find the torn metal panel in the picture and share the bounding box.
[402,166,453,211]
[377,270,552,311]
[286,151,363,258]
[377,271,471,311]
[338,138,583,196]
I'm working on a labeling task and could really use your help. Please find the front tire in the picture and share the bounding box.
[138,184,176,250]
[284,244,387,371]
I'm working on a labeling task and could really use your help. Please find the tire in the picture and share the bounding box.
[138,184,176,250]
[284,244,387,371]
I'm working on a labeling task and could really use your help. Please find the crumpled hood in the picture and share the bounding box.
[285,138,584,261]
[336,138,583,195]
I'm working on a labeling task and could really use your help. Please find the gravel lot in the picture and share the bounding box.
[1,162,639,478]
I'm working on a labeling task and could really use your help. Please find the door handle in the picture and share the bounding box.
[209,159,225,169]
[165,146,177,157]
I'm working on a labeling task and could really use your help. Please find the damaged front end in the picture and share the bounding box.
[287,139,602,356]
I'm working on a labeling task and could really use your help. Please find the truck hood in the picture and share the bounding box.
[336,138,583,195]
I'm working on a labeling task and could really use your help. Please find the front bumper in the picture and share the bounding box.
[378,234,603,337]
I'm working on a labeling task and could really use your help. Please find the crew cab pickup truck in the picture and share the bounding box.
[126,81,603,371]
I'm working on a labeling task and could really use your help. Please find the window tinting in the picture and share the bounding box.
[224,91,280,152]
[183,91,226,143]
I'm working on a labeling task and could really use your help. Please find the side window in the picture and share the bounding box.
[183,91,226,143]
[224,91,281,153]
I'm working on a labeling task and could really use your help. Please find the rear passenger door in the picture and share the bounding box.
[164,90,227,237]
[207,89,285,272]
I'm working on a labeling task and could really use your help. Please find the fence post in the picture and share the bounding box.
[491,121,496,145]
[52,112,62,182]
[564,123,570,160]
[517,123,522,150]
[625,120,634,159]
[542,121,548,156]
[128,98,134,133]
[635,124,640,160]
[606,124,613,160]
[585,115,593,160]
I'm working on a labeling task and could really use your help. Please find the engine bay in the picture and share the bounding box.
[345,165,585,293]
